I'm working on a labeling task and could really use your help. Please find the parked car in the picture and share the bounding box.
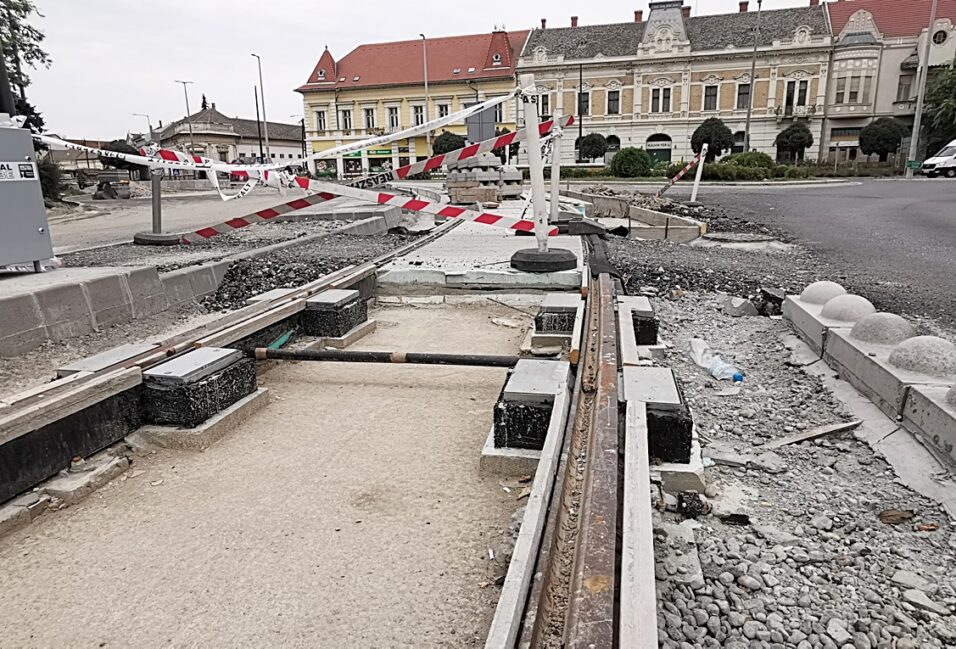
[921,140,956,178]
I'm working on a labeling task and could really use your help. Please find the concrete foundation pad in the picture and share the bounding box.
[901,386,956,465]
[129,388,271,452]
[41,452,130,507]
[652,437,706,494]
[479,426,541,476]
[824,330,953,418]
[307,319,377,350]
[783,295,853,357]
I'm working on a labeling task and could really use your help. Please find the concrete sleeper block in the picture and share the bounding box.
[144,357,257,428]
[493,359,570,450]
[301,289,367,338]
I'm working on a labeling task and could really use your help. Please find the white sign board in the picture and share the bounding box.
[0,161,38,182]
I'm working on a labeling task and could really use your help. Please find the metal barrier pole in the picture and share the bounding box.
[690,143,708,204]
[151,168,163,234]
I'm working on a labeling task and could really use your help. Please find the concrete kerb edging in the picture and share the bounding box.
[784,292,956,467]
[484,382,571,649]
[560,189,706,240]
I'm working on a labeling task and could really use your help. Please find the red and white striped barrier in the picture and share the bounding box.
[656,152,703,198]
[179,116,573,243]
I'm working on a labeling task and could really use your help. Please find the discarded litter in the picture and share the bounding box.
[689,338,744,383]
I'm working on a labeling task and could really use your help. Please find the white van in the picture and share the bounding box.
[921,140,956,178]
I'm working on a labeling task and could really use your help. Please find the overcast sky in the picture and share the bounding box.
[29,0,811,139]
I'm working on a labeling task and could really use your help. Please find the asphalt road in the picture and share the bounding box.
[661,179,956,326]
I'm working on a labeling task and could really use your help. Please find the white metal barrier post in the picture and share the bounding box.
[690,143,708,204]
[549,110,562,225]
[520,74,549,253]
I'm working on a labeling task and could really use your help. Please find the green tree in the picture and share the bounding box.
[37,156,61,201]
[433,130,466,155]
[578,133,608,162]
[691,117,734,162]
[923,68,956,154]
[775,122,814,162]
[860,117,907,162]
[608,147,653,178]
[0,0,51,97]
[98,140,141,171]
[494,127,520,163]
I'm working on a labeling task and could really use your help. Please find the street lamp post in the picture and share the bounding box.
[743,0,763,153]
[252,54,271,159]
[291,114,306,167]
[905,0,940,179]
[174,80,195,154]
[420,34,431,154]
[133,113,152,141]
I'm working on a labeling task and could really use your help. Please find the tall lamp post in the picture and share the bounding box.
[905,0,940,179]
[291,114,306,167]
[251,53,271,159]
[133,112,153,141]
[420,34,431,154]
[174,80,195,154]
[743,0,763,153]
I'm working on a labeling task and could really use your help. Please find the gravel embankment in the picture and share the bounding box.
[651,292,956,648]
[61,219,350,272]
[203,233,419,311]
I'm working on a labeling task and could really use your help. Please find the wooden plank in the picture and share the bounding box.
[0,368,142,446]
[763,420,863,450]
[618,301,641,367]
[485,384,571,649]
[570,304,585,366]
[0,371,94,408]
[620,401,660,649]
[194,300,305,349]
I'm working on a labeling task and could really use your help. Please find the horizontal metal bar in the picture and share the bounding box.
[253,348,520,368]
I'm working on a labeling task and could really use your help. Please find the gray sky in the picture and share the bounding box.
[30,0,811,139]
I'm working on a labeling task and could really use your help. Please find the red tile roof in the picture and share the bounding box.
[827,0,956,38]
[296,30,529,92]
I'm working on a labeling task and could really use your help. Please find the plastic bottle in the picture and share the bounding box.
[689,338,745,383]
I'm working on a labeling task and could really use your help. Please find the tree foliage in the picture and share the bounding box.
[691,117,734,162]
[38,156,62,201]
[0,0,51,93]
[494,127,520,163]
[608,147,653,178]
[201,94,209,110]
[98,140,141,170]
[433,131,466,155]
[775,122,814,161]
[578,133,608,161]
[923,68,956,154]
[859,117,907,162]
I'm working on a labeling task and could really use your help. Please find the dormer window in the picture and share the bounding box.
[492,53,502,65]
[353,76,360,82]
[318,69,326,79]
[453,68,461,74]
[339,77,346,82]
[467,67,476,74]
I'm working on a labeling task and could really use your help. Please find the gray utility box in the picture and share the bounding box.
[0,124,53,269]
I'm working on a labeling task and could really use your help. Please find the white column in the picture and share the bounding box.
[519,74,549,253]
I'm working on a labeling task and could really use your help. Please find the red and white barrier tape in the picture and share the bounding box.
[179,116,573,243]
[656,152,703,198]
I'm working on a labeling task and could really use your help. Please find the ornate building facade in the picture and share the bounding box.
[516,1,833,163]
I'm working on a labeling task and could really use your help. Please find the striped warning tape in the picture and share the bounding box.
[179,116,573,243]
[655,151,703,198]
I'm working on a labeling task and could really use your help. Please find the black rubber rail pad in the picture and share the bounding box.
[254,348,520,368]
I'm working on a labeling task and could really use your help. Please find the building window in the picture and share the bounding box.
[340,109,352,132]
[848,76,861,103]
[933,30,948,45]
[897,75,914,102]
[388,106,400,129]
[607,90,621,115]
[736,84,751,110]
[413,105,424,126]
[279,153,284,159]
[578,91,590,116]
[364,108,375,130]
[835,76,847,104]
[494,103,503,123]
[797,80,808,106]
[315,110,326,133]
[831,127,862,138]
[651,87,671,113]
[539,94,550,116]
[703,85,718,111]
[438,104,449,118]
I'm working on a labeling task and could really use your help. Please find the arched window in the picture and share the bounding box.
[732,131,746,154]
[607,135,621,151]
[646,133,672,163]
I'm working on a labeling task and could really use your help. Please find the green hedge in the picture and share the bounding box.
[721,152,776,169]
[608,147,653,178]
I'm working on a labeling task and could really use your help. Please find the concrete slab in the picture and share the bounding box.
[824,329,953,418]
[57,342,159,378]
[652,436,706,494]
[143,347,243,386]
[306,289,361,310]
[540,292,583,313]
[503,359,571,405]
[619,295,654,319]
[901,386,956,465]
[245,287,296,305]
[378,220,583,292]
[479,426,541,476]
[622,366,681,406]
[783,295,854,357]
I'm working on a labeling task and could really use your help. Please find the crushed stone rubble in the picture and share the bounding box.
[641,290,956,649]
[203,233,418,311]
[581,184,777,236]
[61,220,350,272]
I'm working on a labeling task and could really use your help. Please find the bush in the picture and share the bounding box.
[773,165,788,178]
[721,151,775,169]
[608,147,653,177]
[651,160,672,176]
[433,131,466,155]
[785,166,812,179]
[38,158,63,202]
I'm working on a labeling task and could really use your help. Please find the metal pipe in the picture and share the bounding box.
[174,80,195,154]
[252,53,271,158]
[743,0,763,152]
[150,168,163,234]
[905,0,940,179]
[254,347,520,368]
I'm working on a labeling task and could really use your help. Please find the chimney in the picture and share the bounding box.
[571,15,578,27]
[541,18,547,29]
[809,0,819,5]
[634,9,643,22]
[681,6,691,18]
[739,1,748,12]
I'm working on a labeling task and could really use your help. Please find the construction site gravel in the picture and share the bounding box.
[647,291,956,649]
